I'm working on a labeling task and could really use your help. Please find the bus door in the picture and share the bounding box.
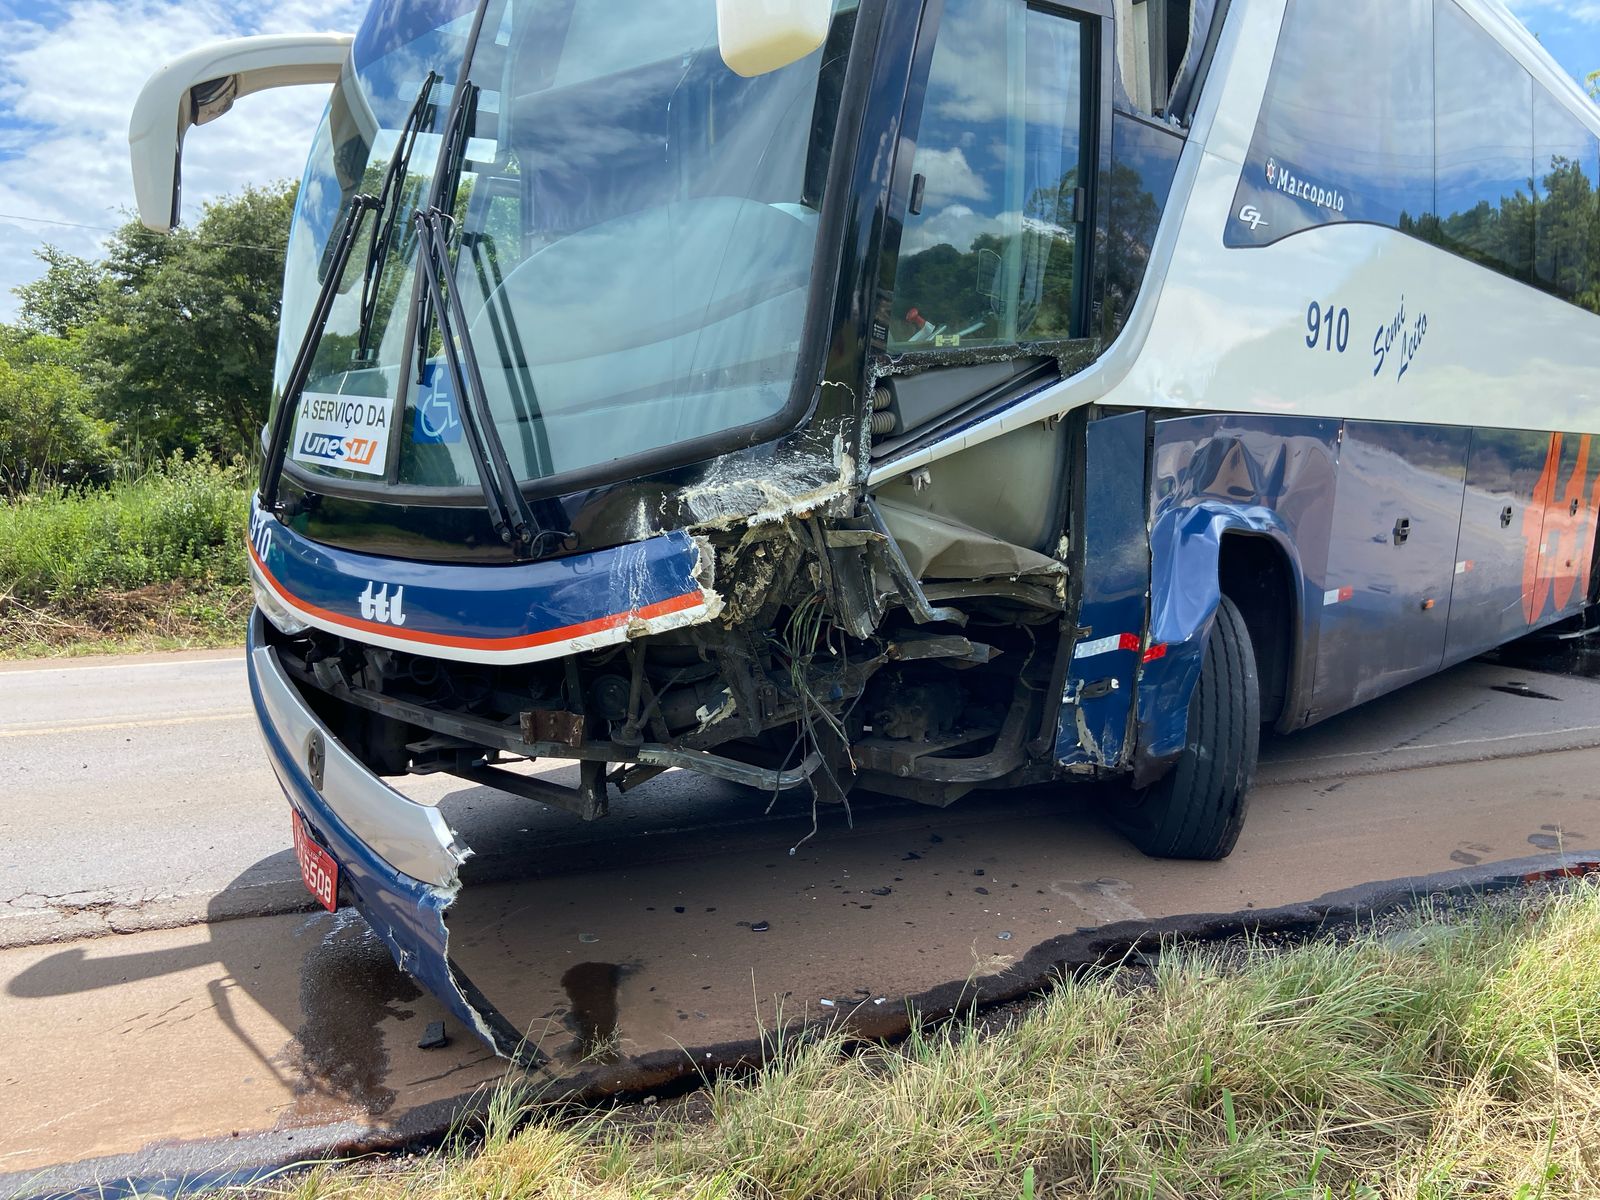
[1442,428,1551,665]
[1310,421,1469,720]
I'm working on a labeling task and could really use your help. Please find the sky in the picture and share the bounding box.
[0,0,1597,321]
[0,0,366,320]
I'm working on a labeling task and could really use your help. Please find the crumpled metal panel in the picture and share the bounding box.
[1133,413,1340,776]
[247,615,529,1059]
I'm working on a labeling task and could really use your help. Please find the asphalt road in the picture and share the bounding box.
[6,646,1600,948]
[2,641,1600,1190]
[0,652,853,947]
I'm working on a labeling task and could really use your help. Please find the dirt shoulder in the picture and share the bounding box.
[0,580,249,659]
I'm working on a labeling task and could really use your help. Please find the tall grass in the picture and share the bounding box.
[278,880,1600,1200]
[0,452,248,599]
[0,453,250,655]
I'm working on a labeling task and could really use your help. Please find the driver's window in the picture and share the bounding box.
[888,0,1087,351]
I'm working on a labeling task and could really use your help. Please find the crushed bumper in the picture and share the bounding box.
[246,611,532,1059]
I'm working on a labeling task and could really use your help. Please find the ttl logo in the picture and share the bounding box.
[358,582,407,626]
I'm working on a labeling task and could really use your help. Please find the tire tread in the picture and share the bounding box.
[1112,594,1260,860]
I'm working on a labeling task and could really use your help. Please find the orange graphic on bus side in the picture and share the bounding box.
[1521,432,1597,624]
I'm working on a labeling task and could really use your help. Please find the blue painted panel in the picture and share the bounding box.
[1057,411,1149,769]
[249,497,705,659]
[1138,414,1339,770]
[1311,421,1469,721]
[1442,428,1549,665]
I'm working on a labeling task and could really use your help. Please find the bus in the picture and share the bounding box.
[131,0,1600,1056]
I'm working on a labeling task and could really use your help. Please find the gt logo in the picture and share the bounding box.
[358,581,408,626]
[1238,204,1268,231]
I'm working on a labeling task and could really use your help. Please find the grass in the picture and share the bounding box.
[264,879,1600,1200]
[0,453,251,657]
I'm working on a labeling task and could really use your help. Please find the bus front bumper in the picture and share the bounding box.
[245,610,530,1058]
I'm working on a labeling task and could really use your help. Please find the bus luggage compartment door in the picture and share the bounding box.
[1441,428,1552,665]
[1310,421,1469,720]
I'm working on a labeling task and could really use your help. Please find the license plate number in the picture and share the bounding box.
[292,810,339,912]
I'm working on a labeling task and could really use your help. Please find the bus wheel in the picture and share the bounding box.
[1112,594,1260,860]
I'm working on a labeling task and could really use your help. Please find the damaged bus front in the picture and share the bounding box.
[130,0,1267,1054]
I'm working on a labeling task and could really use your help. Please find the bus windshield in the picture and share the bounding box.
[275,0,850,493]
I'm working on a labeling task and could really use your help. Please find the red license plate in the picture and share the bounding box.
[292,810,339,912]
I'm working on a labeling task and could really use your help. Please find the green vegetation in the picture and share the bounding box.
[0,454,250,657]
[2,184,292,487]
[278,880,1600,1199]
[0,184,286,655]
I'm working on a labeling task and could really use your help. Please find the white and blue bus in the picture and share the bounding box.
[133,0,1600,1055]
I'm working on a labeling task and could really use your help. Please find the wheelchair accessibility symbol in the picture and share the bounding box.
[414,366,462,445]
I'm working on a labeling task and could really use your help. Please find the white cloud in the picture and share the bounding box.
[901,203,1020,256]
[913,146,989,207]
[0,0,366,320]
[1506,0,1600,25]
[924,0,1012,124]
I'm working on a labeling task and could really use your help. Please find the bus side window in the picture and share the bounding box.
[1099,113,1181,341]
[1227,0,1433,249]
[1533,90,1600,310]
[887,0,1088,354]
[1433,0,1535,282]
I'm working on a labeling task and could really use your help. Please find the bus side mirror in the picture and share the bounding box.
[716,0,832,77]
[128,33,353,233]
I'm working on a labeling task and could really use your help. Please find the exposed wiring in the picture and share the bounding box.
[772,590,863,855]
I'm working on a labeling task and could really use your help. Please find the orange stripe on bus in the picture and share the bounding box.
[248,542,704,651]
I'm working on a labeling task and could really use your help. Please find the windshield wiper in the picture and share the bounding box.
[355,71,438,362]
[412,79,568,559]
[262,67,567,559]
[412,204,550,556]
[259,191,377,513]
[259,71,441,513]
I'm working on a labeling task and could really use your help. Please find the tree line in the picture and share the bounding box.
[0,183,293,496]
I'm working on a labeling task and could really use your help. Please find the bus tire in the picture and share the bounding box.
[1112,594,1259,860]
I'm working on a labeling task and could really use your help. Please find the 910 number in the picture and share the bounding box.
[1305,301,1350,353]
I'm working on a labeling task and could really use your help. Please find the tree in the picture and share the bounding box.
[85,182,294,461]
[13,245,103,338]
[0,356,111,495]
